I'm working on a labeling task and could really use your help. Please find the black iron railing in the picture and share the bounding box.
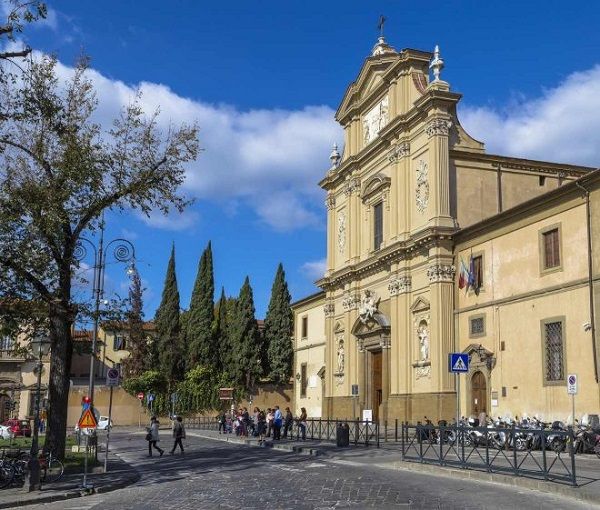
[400,422,577,486]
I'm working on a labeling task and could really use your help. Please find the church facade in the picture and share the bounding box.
[292,36,599,424]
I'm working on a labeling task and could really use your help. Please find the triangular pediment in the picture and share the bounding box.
[336,55,398,123]
[334,321,344,334]
[410,296,430,313]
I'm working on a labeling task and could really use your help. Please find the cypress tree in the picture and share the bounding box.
[231,276,261,389]
[123,264,148,377]
[265,263,294,383]
[187,241,216,368]
[213,287,231,377]
[155,245,183,383]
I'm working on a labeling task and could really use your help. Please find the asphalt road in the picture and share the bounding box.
[23,431,596,509]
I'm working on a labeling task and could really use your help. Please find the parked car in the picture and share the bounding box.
[0,424,14,439]
[2,418,32,437]
[75,415,113,432]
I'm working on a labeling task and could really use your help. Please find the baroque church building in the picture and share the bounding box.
[292,36,600,424]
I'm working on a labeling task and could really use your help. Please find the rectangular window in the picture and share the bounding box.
[472,255,483,291]
[544,321,564,382]
[113,335,126,351]
[469,316,485,337]
[300,363,307,398]
[373,202,383,251]
[543,228,560,269]
[0,336,13,351]
[301,316,308,339]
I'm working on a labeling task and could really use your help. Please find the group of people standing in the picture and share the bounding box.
[218,406,308,441]
[146,415,186,457]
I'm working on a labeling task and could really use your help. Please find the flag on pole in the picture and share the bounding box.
[468,255,476,290]
[458,258,468,289]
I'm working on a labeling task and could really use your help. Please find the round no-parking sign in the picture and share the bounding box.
[567,374,577,395]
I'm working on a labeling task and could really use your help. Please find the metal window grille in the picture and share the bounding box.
[300,363,307,397]
[470,317,484,335]
[545,321,563,381]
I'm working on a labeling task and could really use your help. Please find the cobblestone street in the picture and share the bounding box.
[22,431,597,509]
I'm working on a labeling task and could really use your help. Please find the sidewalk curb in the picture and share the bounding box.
[186,431,323,457]
[0,460,140,509]
[190,431,600,506]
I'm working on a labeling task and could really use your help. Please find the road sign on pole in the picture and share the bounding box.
[567,374,578,395]
[136,392,144,400]
[78,408,98,429]
[106,368,120,387]
[449,353,469,373]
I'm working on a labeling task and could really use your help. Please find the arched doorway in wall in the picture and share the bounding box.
[0,393,9,423]
[470,371,487,416]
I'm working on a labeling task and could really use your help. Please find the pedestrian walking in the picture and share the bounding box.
[273,405,283,440]
[170,416,186,455]
[218,412,227,434]
[283,407,293,438]
[146,416,164,457]
[257,408,266,442]
[297,407,308,440]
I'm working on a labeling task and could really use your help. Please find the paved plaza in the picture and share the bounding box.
[18,430,598,509]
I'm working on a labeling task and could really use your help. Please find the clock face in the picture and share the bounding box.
[363,96,389,145]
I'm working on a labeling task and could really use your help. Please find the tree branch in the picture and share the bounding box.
[0,24,14,36]
[0,137,54,179]
[0,255,53,302]
[0,48,31,59]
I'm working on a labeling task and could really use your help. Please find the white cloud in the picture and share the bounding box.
[301,258,326,281]
[460,65,600,167]
[45,60,340,231]
[136,208,200,231]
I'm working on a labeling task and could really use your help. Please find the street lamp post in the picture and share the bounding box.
[75,225,135,489]
[27,333,51,492]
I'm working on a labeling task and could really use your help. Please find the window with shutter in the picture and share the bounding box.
[543,228,560,269]
[300,363,307,397]
[301,316,308,339]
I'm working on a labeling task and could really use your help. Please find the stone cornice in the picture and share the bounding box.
[317,226,457,290]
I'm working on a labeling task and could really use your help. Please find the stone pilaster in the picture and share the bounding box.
[426,115,454,228]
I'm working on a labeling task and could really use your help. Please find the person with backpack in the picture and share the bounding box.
[170,415,186,455]
[146,416,164,457]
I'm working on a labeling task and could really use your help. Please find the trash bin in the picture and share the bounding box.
[336,422,350,447]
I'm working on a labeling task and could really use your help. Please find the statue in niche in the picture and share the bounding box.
[337,338,345,374]
[418,320,429,361]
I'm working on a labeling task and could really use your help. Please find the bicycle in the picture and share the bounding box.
[0,458,15,489]
[39,450,64,483]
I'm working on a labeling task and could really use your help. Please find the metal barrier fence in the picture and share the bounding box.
[401,422,577,486]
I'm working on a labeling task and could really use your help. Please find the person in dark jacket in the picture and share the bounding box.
[170,416,186,455]
[147,416,164,457]
[283,407,294,438]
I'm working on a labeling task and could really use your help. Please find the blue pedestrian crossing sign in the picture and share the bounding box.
[449,353,469,373]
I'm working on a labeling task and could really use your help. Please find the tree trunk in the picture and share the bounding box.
[44,303,73,460]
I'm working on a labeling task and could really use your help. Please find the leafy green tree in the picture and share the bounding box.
[0,56,198,457]
[155,246,184,384]
[230,277,261,389]
[265,263,293,383]
[122,264,147,378]
[0,1,46,64]
[187,242,217,368]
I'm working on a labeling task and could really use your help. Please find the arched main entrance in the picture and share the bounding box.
[470,371,487,415]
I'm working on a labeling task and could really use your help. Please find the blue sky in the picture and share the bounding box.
[7,0,600,319]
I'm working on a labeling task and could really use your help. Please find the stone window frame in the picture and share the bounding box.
[538,223,563,275]
[467,250,486,295]
[469,313,486,339]
[361,173,390,255]
[300,362,308,398]
[540,316,567,387]
[301,315,308,340]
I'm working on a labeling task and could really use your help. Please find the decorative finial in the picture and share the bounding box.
[378,15,386,38]
[429,44,444,82]
[329,143,341,168]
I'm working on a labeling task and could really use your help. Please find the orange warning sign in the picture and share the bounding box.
[78,408,98,429]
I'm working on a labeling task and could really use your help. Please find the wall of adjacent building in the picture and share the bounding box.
[455,190,600,422]
[292,293,325,417]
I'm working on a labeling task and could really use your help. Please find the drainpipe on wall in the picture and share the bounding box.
[575,180,598,383]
